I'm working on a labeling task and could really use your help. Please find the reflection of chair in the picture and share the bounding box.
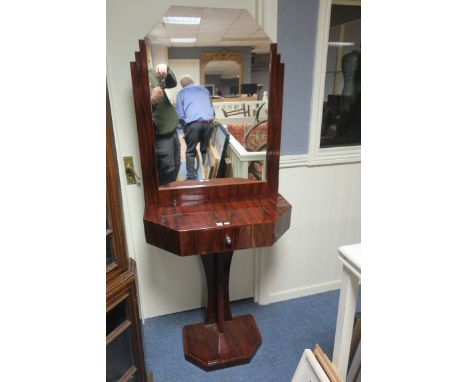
[254,102,266,123]
[222,103,250,118]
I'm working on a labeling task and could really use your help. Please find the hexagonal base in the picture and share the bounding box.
[182,315,262,371]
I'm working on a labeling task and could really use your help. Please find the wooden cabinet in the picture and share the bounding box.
[106,261,147,381]
[106,94,128,279]
[106,88,149,382]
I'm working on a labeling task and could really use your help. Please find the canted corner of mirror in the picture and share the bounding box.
[138,6,273,194]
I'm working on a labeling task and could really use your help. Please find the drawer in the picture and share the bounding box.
[180,225,253,255]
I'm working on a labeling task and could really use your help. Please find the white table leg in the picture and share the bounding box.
[332,265,359,380]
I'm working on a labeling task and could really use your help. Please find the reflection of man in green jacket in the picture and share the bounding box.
[149,63,181,186]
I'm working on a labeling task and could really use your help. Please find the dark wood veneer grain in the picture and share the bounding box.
[107,87,128,279]
[183,252,261,370]
[143,193,291,256]
[130,41,291,371]
[130,41,287,206]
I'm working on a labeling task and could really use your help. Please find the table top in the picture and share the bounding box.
[338,243,361,278]
[143,194,292,256]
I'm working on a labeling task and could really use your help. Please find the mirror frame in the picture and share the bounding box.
[201,51,243,95]
[130,40,284,205]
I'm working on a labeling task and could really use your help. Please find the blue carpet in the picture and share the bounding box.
[143,289,361,382]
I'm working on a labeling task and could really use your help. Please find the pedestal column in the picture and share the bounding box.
[182,251,262,371]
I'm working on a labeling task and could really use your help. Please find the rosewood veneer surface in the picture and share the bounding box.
[144,190,291,257]
[183,315,262,371]
[130,41,290,371]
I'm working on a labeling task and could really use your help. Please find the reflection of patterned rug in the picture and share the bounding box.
[226,124,247,144]
[245,121,268,152]
[226,122,268,152]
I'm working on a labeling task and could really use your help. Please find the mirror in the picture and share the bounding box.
[202,52,242,97]
[143,6,272,188]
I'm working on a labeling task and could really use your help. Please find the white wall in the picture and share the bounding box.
[149,44,169,68]
[165,59,200,104]
[261,163,361,303]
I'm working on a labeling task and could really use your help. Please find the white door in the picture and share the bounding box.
[166,59,201,104]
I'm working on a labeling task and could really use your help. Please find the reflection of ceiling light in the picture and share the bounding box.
[171,38,196,43]
[328,42,355,47]
[163,16,201,25]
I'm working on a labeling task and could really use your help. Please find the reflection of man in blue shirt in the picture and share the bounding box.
[176,75,215,180]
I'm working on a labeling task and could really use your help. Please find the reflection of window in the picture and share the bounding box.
[321,4,360,148]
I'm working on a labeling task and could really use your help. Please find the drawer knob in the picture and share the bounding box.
[225,235,232,246]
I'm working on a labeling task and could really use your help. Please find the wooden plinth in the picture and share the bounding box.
[183,315,261,371]
[182,252,261,371]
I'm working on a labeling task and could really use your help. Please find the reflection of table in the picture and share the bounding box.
[332,243,361,380]
[213,100,268,120]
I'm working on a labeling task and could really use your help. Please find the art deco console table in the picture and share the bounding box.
[130,40,291,371]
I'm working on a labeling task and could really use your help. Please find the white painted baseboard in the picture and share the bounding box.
[269,280,341,304]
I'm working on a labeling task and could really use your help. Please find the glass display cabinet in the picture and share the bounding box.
[130,40,291,371]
